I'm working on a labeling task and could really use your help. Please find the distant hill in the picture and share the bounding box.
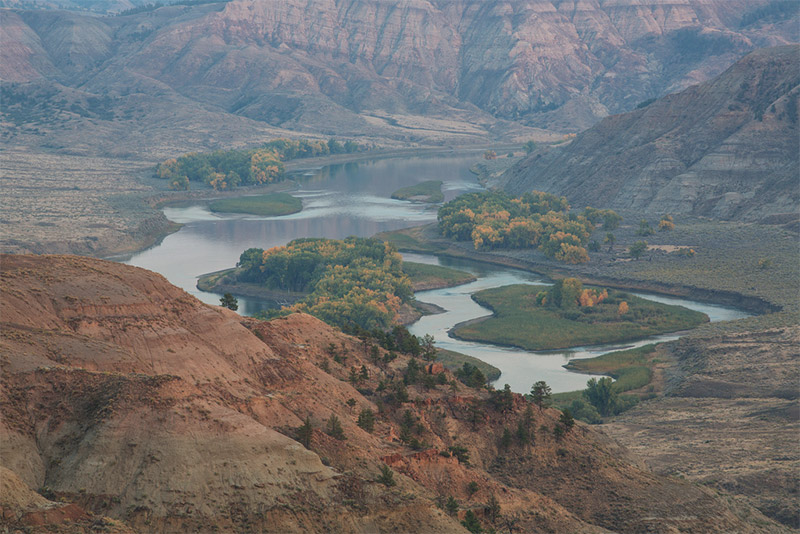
[1,0,798,148]
[502,45,800,222]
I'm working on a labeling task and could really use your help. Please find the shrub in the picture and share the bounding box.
[377,464,396,487]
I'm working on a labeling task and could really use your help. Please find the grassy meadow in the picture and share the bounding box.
[453,284,708,350]
[208,192,302,216]
[390,180,444,203]
[402,261,476,290]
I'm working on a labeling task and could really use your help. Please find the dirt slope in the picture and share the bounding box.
[0,254,789,533]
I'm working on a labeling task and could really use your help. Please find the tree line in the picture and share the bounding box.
[154,137,363,190]
[240,237,412,331]
[437,191,620,263]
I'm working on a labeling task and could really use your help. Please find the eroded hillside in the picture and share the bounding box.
[0,254,789,533]
[502,45,800,221]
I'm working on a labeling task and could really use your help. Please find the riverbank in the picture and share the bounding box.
[375,220,797,332]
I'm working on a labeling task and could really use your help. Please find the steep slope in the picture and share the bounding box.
[0,254,788,533]
[502,45,800,221]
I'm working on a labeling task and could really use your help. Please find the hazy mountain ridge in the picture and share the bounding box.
[1,0,797,140]
[501,45,800,222]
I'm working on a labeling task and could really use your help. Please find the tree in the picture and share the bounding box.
[617,301,629,315]
[499,427,513,449]
[357,408,375,433]
[604,232,616,253]
[467,481,479,498]
[629,240,648,260]
[523,140,537,154]
[530,381,552,409]
[584,377,618,417]
[377,464,396,486]
[296,416,313,449]
[483,150,497,160]
[636,219,654,236]
[445,496,459,516]
[602,211,622,230]
[325,414,345,440]
[558,408,575,433]
[462,510,483,533]
[486,494,501,524]
[220,293,238,311]
[489,384,514,412]
[448,445,470,465]
[658,214,675,231]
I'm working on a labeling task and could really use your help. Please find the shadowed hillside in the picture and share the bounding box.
[502,45,800,222]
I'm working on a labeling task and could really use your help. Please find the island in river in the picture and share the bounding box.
[452,282,709,351]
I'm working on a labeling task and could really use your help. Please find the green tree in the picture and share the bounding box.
[448,446,471,465]
[462,510,483,533]
[357,408,375,433]
[325,414,345,440]
[584,377,618,417]
[558,408,575,433]
[445,496,459,516]
[499,427,513,449]
[629,240,648,260]
[637,219,654,236]
[296,416,313,449]
[530,380,552,409]
[486,494,501,524]
[377,464,396,486]
[604,232,616,253]
[602,211,622,230]
[220,293,238,311]
[467,481,479,498]
[523,140,536,154]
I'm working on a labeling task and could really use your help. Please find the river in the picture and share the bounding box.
[123,154,750,393]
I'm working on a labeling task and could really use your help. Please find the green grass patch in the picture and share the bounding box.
[453,285,708,350]
[402,261,476,290]
[374,226,443,253]
[208,192,302,216]
[391,180,444,203]
[436,348,501,382]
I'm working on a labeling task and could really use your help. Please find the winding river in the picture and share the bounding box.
[123,154,750,393]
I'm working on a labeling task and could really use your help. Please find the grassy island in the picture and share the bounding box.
[391,180,444,203]
[208,193,302,216]
[402,261,475,291]
[452,279,708,350]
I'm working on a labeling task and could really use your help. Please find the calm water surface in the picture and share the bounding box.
[124,154,751,393]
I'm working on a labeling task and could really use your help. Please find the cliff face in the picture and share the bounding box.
[2,0,797,136]
[0,254,787,533]
[501,45,800,221]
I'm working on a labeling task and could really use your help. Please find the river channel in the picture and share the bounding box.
[123,154,750,393]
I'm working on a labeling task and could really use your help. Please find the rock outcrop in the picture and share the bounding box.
[501,45,800,221]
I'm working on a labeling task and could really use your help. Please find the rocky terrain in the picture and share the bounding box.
[2,0,798,140]
[604,327,799,528]
[0,254,791,533]
[501,45,800,222]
